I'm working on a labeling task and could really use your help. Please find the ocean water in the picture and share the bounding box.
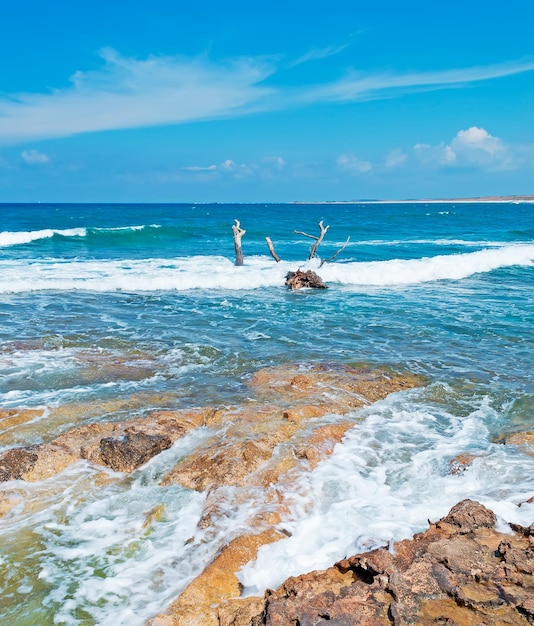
[1,202,533,624]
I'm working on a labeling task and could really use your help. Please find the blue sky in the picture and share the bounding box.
[1,0,533,202]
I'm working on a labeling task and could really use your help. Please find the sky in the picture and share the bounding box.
[1,0,533,202]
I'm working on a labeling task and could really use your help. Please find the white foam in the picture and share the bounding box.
[6,429,258,626]
[238,391,534,594]
[0,244,532,294]
[92,225,149,232]
[319,243,534,286]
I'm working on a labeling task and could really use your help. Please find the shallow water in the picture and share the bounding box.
[1,202,533,624]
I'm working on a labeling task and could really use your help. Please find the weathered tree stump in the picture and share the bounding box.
[285,270,328,290]
[232,219,246,266]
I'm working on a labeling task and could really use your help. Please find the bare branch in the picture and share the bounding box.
[309,221,330,259]
[320,236,350,267]
[265,237,281,262]
[293,230,318,240]
[232,219,246,266]
[294,220,330,260]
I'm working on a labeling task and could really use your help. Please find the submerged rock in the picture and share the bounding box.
[446,452,479,475]
[503,429,534,453]
[161,364,420,492]
[218,499,534,626]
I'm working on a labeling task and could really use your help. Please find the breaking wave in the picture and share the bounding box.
[0,225,156,248]
[0,244,532,294]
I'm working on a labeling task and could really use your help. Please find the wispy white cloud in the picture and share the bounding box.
[298,59,534,104]
[1,48,533,145]
[261,156,286,170]
[0,49,276,144]
[181,159,237,173]
[181,164,218,172]
[336,153,372,174]
[384,148,408,168]
[287,43,351,68]
[171,156,286,181]
[21,149,50,164]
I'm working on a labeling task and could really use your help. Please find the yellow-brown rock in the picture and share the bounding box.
[447,452,479,475]
[0,408,45,433]
[161,415,296,490]
[0,392,182,448]
[147,529,285,626]
[249,362,421,412]
[150,363,421,625]
[293,422,353,469]
[162,364,420,493]
[0,407,216,482]
[503,429,534,453]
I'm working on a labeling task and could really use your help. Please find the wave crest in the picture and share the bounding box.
[0,244,532,293]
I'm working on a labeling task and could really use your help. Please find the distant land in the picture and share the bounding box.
[294,195,534,204]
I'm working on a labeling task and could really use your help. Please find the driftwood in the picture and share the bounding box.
[319,236,350,267]
[232,219,246,266]
[265,237,281,262]
[294,221,349,267]
[294,220,330,260]
[285,270,328,290]
[231,220,346,293]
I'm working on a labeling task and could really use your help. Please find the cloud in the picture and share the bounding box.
[21,149,50,164]
[413,126,514,170]
[178,156,286,180]
[1,49,534,144]
[181,159,236,173]
[287,43,351,68]
[337,153,372,174]
[261,156,286,170]
[297,59,534,104]
[384,149,408,168]
[181,164,218,172]
[449,126,508,165]
[0,49,276,145]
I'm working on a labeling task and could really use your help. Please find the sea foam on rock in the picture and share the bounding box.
[218,499,534,626]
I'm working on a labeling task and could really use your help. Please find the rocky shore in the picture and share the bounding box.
[1,362,533,624]
[214,499,534,626]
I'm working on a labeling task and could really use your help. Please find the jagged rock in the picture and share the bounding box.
[0,393,185,450]
[0,446,39,481]
[0,407,215,481]
[99,431,172,472]
[161,364,420,493]
[285,269,328,290]
[0,443,82,482]
[219,500,534,626]
[436,498,497,533]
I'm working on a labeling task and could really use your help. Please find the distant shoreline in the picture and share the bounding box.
[293,195,534,204]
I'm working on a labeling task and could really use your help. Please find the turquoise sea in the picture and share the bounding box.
[1,202,534,624]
